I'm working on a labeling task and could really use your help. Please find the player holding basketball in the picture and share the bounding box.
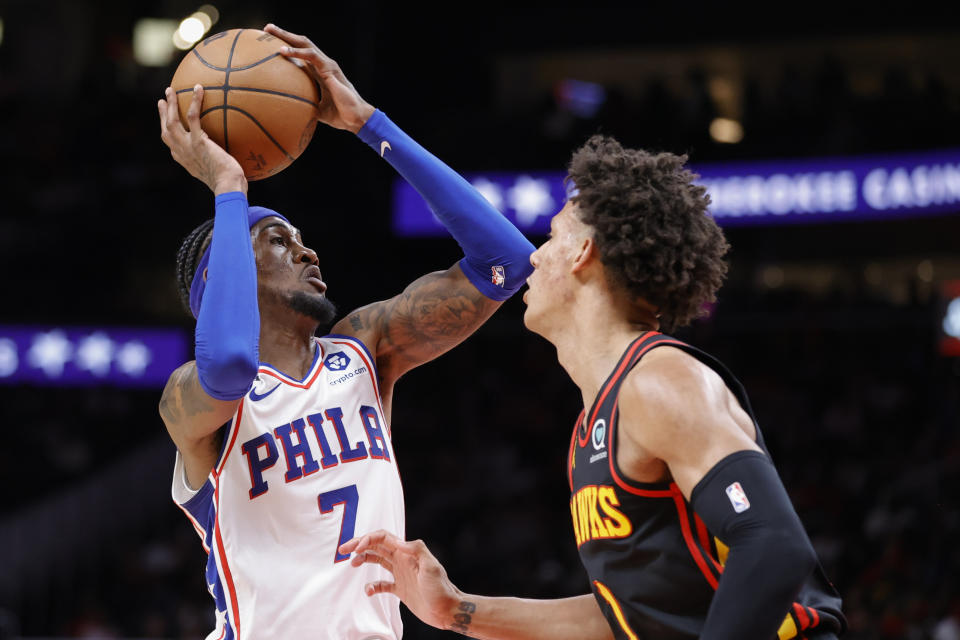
[157,24,534,640]
[340,137,847,639]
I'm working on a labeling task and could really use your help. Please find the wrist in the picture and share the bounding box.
[444,590,479,635]
[213,173,247,195]
[347,102,377,134]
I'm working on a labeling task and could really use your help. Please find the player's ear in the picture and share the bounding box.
[570,236,595,274]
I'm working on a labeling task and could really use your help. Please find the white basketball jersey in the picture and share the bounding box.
[172,335,405,640]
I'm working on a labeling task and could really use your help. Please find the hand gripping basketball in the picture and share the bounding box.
[264,24,376,134]
[158,85,246,195]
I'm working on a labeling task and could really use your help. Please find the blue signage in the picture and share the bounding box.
[0,326,189,388]
[392,149,960,235]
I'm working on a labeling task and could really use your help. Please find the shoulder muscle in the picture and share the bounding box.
[617,346,760,498]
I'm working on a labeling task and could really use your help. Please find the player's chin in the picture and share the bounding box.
[288,291,338,325]
[521,303,537,330]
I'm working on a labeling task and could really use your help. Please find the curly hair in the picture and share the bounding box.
[568,135,729,331]
[174,218,214,316]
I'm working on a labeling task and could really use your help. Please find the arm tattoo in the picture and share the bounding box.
[159,380,182,424]
[378,269,498,370]
[349,313,364,331]
[180,366,214,418]
[159,365,214,424]
[449,601,476,635]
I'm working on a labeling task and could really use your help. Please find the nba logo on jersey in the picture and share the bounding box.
[725,482,751,513]
[325,351,350,371]
[491,265,505,287]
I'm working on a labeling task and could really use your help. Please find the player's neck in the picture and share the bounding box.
[551,288,658,412]
[258,320,320,380]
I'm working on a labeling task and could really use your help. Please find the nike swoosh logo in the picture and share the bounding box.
[249,383,281,402]
[380,140,392,157]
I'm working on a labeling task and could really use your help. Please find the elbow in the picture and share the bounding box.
[765,528,818,585]
[196,344,258,400]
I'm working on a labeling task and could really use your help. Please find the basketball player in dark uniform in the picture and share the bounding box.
[339,136,846,639]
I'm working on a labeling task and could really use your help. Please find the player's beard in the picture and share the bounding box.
[288,291,337,328]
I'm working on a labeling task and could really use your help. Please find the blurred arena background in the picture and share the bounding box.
[1,1,958,638]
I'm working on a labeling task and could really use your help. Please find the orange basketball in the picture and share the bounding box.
[170,29,320,180]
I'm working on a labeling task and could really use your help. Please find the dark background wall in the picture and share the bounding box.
[1,1,958,638]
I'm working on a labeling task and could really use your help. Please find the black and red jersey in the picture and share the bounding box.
[568,331,845,639]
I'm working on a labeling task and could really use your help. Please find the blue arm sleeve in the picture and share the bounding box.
[691,451,819,640]
[357,110,535,301]
[194,191,260,400]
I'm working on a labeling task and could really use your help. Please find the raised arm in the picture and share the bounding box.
[619,347,818,640]
[157,85,260,488]
[339,530,614,640]
[336,265,501,385]
[265,24,535,387]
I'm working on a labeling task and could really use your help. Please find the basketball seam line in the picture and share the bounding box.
[191,50,285,74]
[199,105,295,161]
[175,86,317,107]
[222,30,243,153]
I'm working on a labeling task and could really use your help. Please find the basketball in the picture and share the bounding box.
[170,28,320,180]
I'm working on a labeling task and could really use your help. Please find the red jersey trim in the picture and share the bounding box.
[568,410,584,490]
[579,332,662,448]
[211,473,241,639]
[257,340,326,389]
[215,398,245,477]
[672,491,721,589]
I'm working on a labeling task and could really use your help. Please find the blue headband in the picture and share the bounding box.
[188,206,290,318]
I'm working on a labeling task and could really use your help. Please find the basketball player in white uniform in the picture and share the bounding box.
[157,24,534,639]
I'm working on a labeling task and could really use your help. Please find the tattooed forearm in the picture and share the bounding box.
[448,600,476,635]
[358,265,502,381]
[384,270,498,349]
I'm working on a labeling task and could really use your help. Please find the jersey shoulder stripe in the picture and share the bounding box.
[214,398,246,477]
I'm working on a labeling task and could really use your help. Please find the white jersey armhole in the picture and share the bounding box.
[172,449,203,505]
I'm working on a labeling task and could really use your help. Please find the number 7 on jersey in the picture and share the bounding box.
[319,484,359,563]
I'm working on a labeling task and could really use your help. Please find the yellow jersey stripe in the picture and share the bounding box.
[593,580,640,640]
[777,612,799,639]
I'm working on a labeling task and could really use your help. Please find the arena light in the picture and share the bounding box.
[173,7,215,51]
[133,18,178,66]
[556,79,606,118]
[709,117,744,144]
[761,265,785,289]
[943,298,960,338]
[940,281,960,357]
[172,28,192,51]
[177,16,206,46]
[198,4,220,27]
[191,11,212,32]
[0,326,188,388]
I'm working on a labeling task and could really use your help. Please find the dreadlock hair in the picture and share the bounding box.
[568,135,729,332]
[175,218,215,316]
